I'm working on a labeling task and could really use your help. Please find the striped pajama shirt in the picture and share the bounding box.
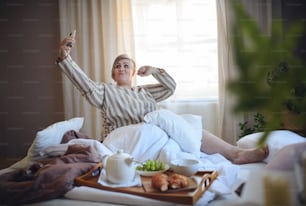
[58,56,176,141]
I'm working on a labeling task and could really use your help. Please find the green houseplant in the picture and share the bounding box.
[267,61,306,135]
[229,2,306,145]
[239,112,266,138]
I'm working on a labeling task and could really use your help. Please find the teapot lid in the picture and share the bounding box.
[110,149,131,160]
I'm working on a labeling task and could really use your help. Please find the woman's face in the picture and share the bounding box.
[112,59,135,87]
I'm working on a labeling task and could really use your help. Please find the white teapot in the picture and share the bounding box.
[103,149,136,184]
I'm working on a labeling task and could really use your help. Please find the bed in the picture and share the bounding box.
[1,108,305,206]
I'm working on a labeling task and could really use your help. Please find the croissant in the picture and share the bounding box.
[151,173,169,191]
[168,173,188,189]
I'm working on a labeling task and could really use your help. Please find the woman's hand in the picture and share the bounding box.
[137,66,158,77]
[58,35,76,61]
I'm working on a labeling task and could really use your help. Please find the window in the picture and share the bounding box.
[132,0,218,101]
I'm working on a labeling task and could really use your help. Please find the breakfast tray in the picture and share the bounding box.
[75,163,218,205]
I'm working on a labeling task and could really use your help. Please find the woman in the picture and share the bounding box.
[56,35,268,164]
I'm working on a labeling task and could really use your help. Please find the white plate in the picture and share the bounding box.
[136,164,170,177]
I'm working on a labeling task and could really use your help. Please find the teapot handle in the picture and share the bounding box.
[101,154,109,167]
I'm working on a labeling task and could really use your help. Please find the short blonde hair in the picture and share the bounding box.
[111,54,136,78]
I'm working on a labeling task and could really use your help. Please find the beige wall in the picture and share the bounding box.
[0,0,64,163]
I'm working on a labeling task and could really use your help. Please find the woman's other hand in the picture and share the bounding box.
[137,66,158,77]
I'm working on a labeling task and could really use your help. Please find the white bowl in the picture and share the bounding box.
[170,159,200,176]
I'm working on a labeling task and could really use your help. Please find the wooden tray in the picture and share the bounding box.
[75,163,218,205]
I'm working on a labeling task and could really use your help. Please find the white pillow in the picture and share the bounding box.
[237,130,306,163]
[180,114,203,137]
[10,117,84,169]
[103,123,169,162]
[144,109,202,156]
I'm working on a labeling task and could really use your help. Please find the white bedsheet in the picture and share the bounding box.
[62,136,241,205]
[63,154,239,205]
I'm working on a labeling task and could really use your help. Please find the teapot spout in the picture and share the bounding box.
[125,157,134,166]
[131,158,142,164]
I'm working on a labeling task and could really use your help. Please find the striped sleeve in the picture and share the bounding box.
[144,69,176,102]
[57,56,104,108]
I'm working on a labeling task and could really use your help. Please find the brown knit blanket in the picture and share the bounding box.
[0,142,100,205]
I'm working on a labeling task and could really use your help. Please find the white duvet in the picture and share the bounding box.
[62,123,240,206]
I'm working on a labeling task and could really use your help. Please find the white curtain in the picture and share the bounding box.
[216,0,239,144]
[216,0,272,144]
[58,0,135,139]
[57,0,272,142]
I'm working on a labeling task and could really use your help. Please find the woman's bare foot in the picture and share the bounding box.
[232,145,269,164]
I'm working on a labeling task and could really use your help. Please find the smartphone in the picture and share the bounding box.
[66,30,76,47]
[70,30,76,38]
